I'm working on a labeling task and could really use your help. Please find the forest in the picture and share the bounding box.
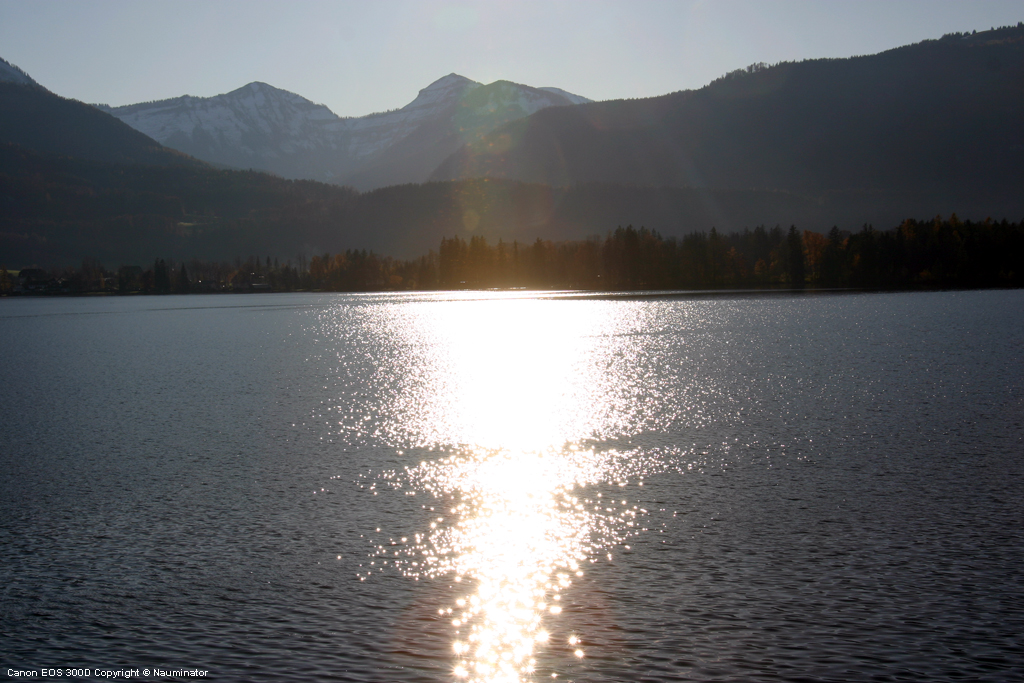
[4,215,1021,295]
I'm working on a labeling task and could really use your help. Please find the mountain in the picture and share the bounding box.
[433,25,1024,219]
[97,81,353,179]
[99,75,591,190]
[339,78,593,190]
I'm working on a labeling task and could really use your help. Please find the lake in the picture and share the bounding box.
[1,289,1022,682]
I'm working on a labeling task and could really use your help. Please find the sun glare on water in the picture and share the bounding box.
[376,445,645,682]
[403,295,615,452]
[351,294,673,681]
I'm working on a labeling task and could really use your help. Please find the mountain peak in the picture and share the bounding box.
[423,73,479,91]
[228,80,297,98]
[243,81,288,93]
[399,73,481,117]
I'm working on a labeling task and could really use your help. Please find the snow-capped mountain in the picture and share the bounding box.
[340,76,593,190]
[96,82,353,180]
[340,74,481,161]
[0,57,39,87]
[98,74,591,189]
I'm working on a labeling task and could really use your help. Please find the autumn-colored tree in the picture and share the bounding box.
[802,230,828,284]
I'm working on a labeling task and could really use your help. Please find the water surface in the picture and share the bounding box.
[1,290,1022,681]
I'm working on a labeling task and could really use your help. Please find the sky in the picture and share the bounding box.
[2,0,1022,117]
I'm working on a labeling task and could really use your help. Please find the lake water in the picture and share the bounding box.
[1,289,1022,682]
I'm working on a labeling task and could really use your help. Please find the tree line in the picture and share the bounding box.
[3,215,1021,295]
[427,216,1023,290]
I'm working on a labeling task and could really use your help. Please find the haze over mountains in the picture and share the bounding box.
[97,75,591,191]
[1,24,1023,268]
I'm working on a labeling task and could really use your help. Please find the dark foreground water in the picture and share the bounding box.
[1,290,1022,682]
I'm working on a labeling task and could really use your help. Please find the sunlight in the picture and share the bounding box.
[359,295,666,681]
[440,298,594,450]
[388,445,636,683]
[385,295,625,451]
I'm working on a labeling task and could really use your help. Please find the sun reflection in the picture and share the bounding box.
[364,445,652,682]
[341,294,685,680]
[371,296,660,451]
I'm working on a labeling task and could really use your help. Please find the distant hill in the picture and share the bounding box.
[433,25,1024,219]
[98,75,592,190]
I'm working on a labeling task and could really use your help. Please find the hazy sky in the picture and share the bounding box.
[2,0,1021,116]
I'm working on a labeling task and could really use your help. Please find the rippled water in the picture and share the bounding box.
[1,290,1022,682]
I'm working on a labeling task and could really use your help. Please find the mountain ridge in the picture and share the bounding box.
[97,74,591,190]
[431,23,1024,217]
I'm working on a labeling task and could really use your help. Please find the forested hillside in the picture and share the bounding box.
[434,25,1024,220]
[0,82,202,168]
[7,141,987,267]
